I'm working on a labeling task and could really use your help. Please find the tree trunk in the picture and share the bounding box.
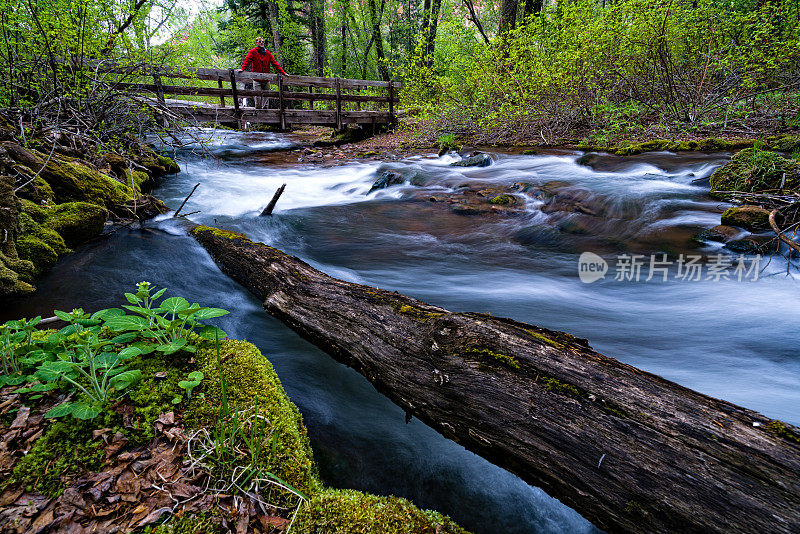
[190,225,800,534]
[268,0,283,65]
[499,0,519,34]
[368,0,390,81]
[310,0,326,76]
[340,0,348,74]
[424,0,442,63]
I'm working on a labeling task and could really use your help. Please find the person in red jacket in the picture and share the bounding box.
[238,37,287,108]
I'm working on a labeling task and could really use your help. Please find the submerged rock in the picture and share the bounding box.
[694,225,741,243]
[450,153,492,168]
[720,205,772,231]
[725,235,778,255]
[368,171,405,193]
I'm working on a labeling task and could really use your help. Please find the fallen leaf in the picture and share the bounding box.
[10,406,30,429]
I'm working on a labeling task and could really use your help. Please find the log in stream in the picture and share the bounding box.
[190,224,800,534]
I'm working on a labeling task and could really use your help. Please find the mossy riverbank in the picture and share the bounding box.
[0,121,178,299]
[0,332,469,533]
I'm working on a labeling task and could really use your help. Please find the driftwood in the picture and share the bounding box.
[190,225,800,534]
[173,182,199,217]
[260,184,286,216]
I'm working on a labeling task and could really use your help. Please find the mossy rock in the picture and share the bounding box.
[709,148,800,198]
[694,225,741,243]
[19,212,68,255]
[14,175,55,205]
[20,198,49,224]
[294,489,470,534]
[766,135,800,152]
[195,340,321,500]
[490,194,516,206]
[611,140,669,156]
[46,202,107,248]
[15,235,58,275]
[720,205,772,231]
[44,158,134,208]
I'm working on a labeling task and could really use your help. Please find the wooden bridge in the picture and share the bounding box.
[90,63,401,130]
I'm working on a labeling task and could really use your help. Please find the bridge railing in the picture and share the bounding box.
[75,61,401,129]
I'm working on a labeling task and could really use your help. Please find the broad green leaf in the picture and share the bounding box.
[47,333,65,345]
[109,333,137,344]
[94,352,121,368]
[71,404,102,420]
[131,341,155,355]
[152,288,167,300]
[156,338,187,355]
[28,316,42,327]
[123,305,154,317]
[161,297,190,314]
[192,308,230,320]
[109,369,142,390]
[124,293,142,305]
[4,376,25,386]
[92,308,126,320]
[197,326,228,340]
[118,346,143,359]
[45,402,75,418]
[43,360,78,372]
[76,318,102,327]
[58,325,77,336]
[171,395,183,405]
[104,316,150,332]
[54,310,73,322]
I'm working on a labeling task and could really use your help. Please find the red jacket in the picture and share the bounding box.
[241,46,287,75]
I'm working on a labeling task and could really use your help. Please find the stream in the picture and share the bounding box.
[3,129,800,534]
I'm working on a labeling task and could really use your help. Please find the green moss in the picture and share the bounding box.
[709,147,800,198]
[20,199,49,224]
[294,488,471,534]
[524,329,564,348]
[763,420,800,444]
[46,201,107,247]
[611,140,669,156]
[465,347,521,369]
[19,212,68,255]
[157,155,181,174]
[15,235,58,275]
[15,176,54,204]
[541,377,580,397]
[42,157,135,208]
[490,194,515,205]
[195,340,321,498]
[396,304,444,321]
[7,418,105,497]
[191,225,250,242]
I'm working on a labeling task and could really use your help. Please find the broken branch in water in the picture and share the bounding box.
[260,183,286,216]
[174,182,200,217]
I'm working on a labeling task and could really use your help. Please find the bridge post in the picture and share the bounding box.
[335,78,342,130]
[229,69,242,129]
[278,74,286,130]
[217,77,225,107]
[152,68,167,127]
[388,81,395,127]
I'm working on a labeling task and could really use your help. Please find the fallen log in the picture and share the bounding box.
[190,224,800,534]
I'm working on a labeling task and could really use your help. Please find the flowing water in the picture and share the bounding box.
[4,129,800,534]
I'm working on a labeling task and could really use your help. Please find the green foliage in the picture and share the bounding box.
[0,284,229,422]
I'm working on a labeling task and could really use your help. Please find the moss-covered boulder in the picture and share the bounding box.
[46,202,107,248]
[709,148,800,198]
[195,340,321,500]
[15,235,58,276]
[295,489,470,534]
[720,205,772,231]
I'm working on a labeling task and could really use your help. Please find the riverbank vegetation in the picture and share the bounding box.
[0,283,468,532]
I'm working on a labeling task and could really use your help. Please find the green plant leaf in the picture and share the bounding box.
[104,316,150,332]
[45,402,75,418]
[160,297,190,314]
[71,403,102,420]
[197,326,228,340]
[131,341,156,355]
[171,395,183,405]
[94,352,121,368]
[123,305,155,316]
[156,338,187,355]
[110,333,137,344]
[53,310,73,322]
[118,346,143,359]
[152,288,167,300]
[91,308,126,320]
[124,293,142,305]
[192,308,230,320]
[109,369,142,390]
